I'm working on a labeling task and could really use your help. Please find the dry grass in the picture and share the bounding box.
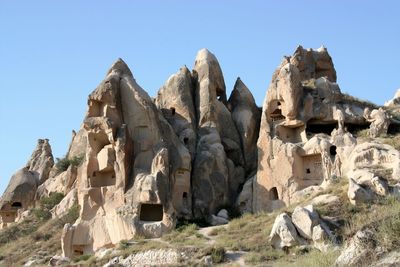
[274,249,340,267]
[380,134,400,150]
[0,200,79,266]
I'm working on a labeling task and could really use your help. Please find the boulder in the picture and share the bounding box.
[49,255,70,266]
[269,213,301,249]
[217,209,229,220]
[292,205,319,239]
[312,224,330,252]
[311,194,340,206]
[210,214,229,226]
[364,108,390,137]
[348,178,374,205]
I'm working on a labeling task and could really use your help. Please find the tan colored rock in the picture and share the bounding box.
[311,194,340,206]
[26,139,54,184]
[364,107,390,137]
[37,165,78,198]
[191,49,244,220]
[228,78,261,173]
[51,188,77,218]
[348,178,374,205]
[255,46,392,212]
[312,224,330,252]
[67,129,87,160]
[236,176,254,214]
[269,213,302,249]
[155,66,197,159]
[292,205,319,240]
[0,167,38,226]
[384,88,400,107]
[335,229,375,266]
[61,58,191,257]
[290,45,337,82]
[343,142,400,181]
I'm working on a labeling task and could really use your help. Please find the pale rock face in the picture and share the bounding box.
[335,230,375,266]
[155,66,197,159]
[236,176,254,214]
[0,168,39,227]
[311,194,340,206]
[104,249,179,267]
[291,205,319,240]
[191,49,245,220]
[312,224,330,252]
[0,139,55,227]
[269,213,301,249]
[228,78,261,173]
[384,88,400,107]
[26,139,54,184]
[364,108,390,137]
[61,58,191,257]
[51,188,78,218]
[255,46,385,212]
[67,129,87,160]
[342,142,400,204]
[348,178,374,205]
[290,45,337,82]
[37,165,78,198]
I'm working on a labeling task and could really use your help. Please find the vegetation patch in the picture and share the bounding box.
[55,155,84,173]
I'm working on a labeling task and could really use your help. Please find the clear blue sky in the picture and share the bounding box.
[1,1,399,194]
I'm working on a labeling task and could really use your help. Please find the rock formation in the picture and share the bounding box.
[269,205,335,252]
[0,139,54,228]
[60,50,255,257]
[1,46,400,261]
[253,46,391,212]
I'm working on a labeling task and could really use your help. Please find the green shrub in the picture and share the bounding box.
[210,247,225,263]
[73,254,92,263]
[55,155,84,172]
[33,192,65,221]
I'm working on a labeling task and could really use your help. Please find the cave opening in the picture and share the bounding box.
[270,187,279,200]
[306,122,337,135]
[139,203,164,222]
[330,145,337,156]
[11,202,22,208]
[345,123,370,135]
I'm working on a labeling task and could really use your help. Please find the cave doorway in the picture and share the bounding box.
[139,203,163,222]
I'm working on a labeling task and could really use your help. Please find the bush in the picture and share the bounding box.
[210,247,225,263]
[73,254,92,263]
[55,155,84,172]
[62,204,80,223]
[33,192,65,221]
